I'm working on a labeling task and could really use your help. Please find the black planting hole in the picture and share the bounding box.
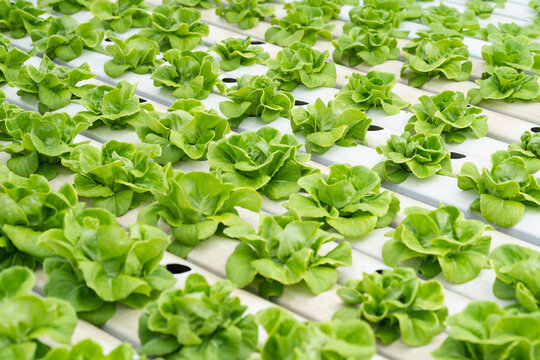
[368,125,383,131]
[104,37,112,42]
[294,100,309,106]
[166,263,191,274]
[375,269,384,274]
[250,40,265,45]
[139,97,147,103]
[222,77,237,83]
[531,127,540,133]
[450,152,466,159]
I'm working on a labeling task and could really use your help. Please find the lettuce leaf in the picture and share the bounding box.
[104,33,163,78]
[0,34,31,84]
[38,0,91,14]
[216,0,274,30]
[91,0,150,33]
[0,0,46,38]
[209,36,269,71]
[508,131,540,174]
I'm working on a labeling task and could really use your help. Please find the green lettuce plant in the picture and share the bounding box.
[374,131,453,184]
[91,0,150,33]
[38,0,91,14]
[216,0,274,30]
[13,56,95,113]
[225,211,351,298]
[335,267,448,346]
[151,49,223,100]
[422,3,480,36]
[31,16,104,62]
[477,22,540,41]
[0,266,77,359]
[0,34,31,84]
[466,0,503,19]
[401,26,472,88]
[0,111,91,179]
[333,25,400,67]
[457,150,540,227]
[39,207,176,325]
[164,0,221,8]
[489,244,540,312]
[138,167,261,257]
[75,81,154,129]
[139,5,209,51]
[334,71,409,115]
[139,273,257,359]
[104,34,163,78]
[468,66,540,104]
[265,5,333,47]
[135,100,229,165]
[345,5,407,34]
[266,42,336,91]
[284,163,399,238]
[44,339,144,360]
[406,91,488,144]
[207,127,317,200]
[0,0,46,39]
[383,204,492,283]
[508,131,540,173]
[363,0,422,20]
[61,141,167,216]
[0,163,80,270]
[209,36,269,71]
[482,35,540,75]
[257,306,375,360]
[432,301,540,360]
[0,99,25,141]
[219,74,294,127]
[290,98,371,154]
[284,0,341,21]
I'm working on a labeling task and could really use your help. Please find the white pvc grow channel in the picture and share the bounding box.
[2,0,540,359]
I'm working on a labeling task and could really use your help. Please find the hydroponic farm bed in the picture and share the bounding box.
[0,0,539,358]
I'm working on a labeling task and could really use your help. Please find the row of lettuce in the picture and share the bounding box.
[3,0,540,102]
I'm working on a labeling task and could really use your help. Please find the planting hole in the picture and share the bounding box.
[531,127,540,133]
[368,125,383,131]
[450,152,466,159]
[222,77,237,83]
[375,269,384,274]
[139,97,147,103]
[251,40,265,45]
[166,263,191,274]
[294,100,309,106]
[105,37,112,42]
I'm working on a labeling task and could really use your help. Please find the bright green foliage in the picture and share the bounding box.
[207,127,317,200]
[345,5,408,34]
[39,207,175,325]
[0,163,80,270]
[432,301,540,360]
[0,266,77,359]
[490,244,540,312]
[139,273,258,359]
[468,66,540,104]
[164,0,221,9]
[457,150,540,227]
[363,0,423,20]
[466,0,504,19]
[374,132,453,184]
[0,100,24,141]
[225,211,351,298]
[334,71,408,115]
[266,42,336,92]
[401,25,472,88]
[139,5,209,51]
[219,74,294,127]
[75,81,154,129]
[138,167,261,257]
[31,16,104,62]
[91,0,150,33]
[531,0,540,12]
[61,140,167,216]
[216,0,274,30]
[406,91,488,144]
[136,100,229,165]
[104,34,163,78]
[290,98,371,154]
[508,131,540,174]
[151,49,223,100]
[335,267,448,346]
[383,204,492,283]
[478,22,540,41]
[38,0,91,14]
[333,25,400,67]
[13,56,95,113]
[257,307,375,360]
[0,111,91,179]
[422,3,480,36]
[265,5,333,47]
[284,0,340,22]
[44,339,143,360]
[482,35,540,75]
[0,35,31,84]
[284,163,399,238]
[0,0,46,39]
[209,36,269,71]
